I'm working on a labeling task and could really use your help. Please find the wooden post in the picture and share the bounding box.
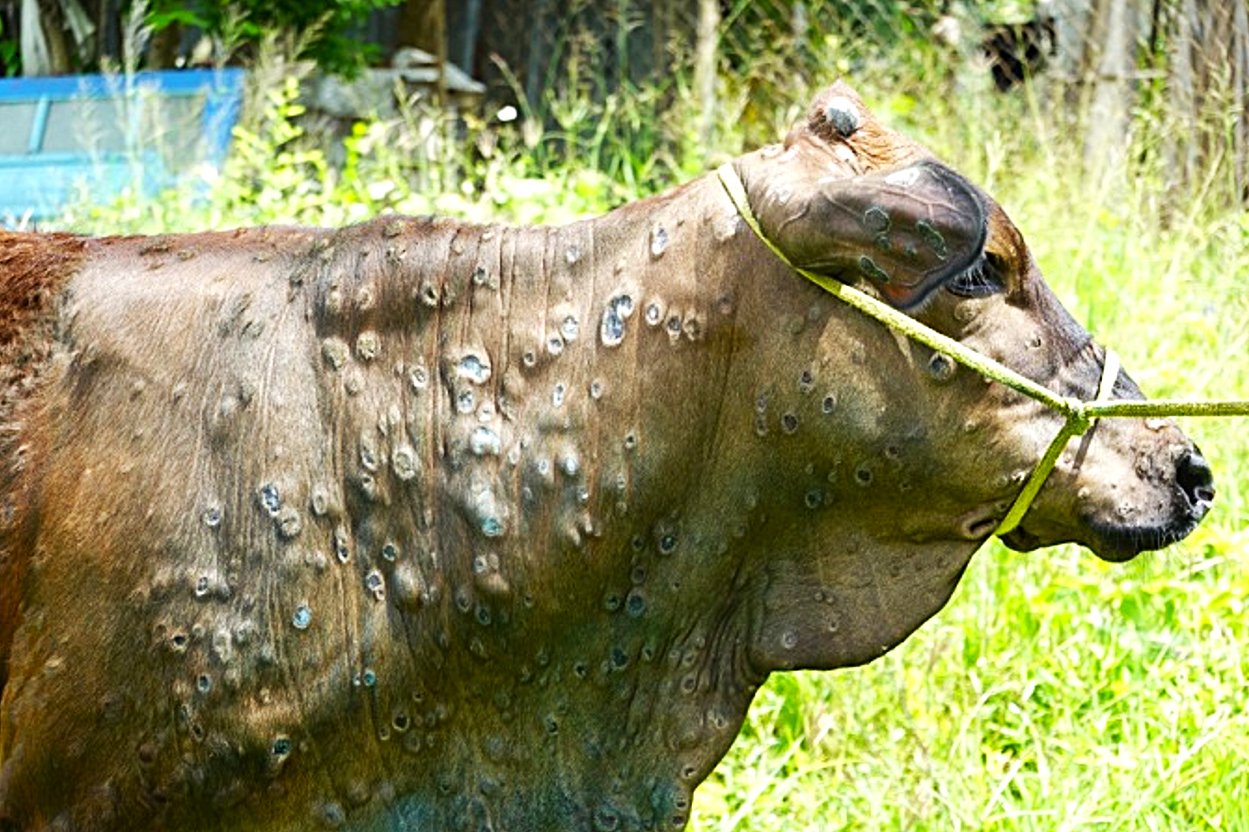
[397,0,444,55]
[525,0,551,111]
[451,0,482,74]
[1164,0,1249,204]
[1232,0,1249,200]
[1082,0,1141,186]
[694,0,719,156]
[1167,0,1199,195]
[434,0,446,106]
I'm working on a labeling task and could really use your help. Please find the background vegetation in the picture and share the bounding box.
[30,0,1249,828]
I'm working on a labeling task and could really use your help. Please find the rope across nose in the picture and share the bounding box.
[716,163,1249,539]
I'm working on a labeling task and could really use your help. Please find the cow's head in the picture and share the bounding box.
[720,82,1213,671]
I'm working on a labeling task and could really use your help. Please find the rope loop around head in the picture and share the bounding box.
[714,162,1247,540]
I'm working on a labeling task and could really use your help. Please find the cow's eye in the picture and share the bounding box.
[946,253,1006,298]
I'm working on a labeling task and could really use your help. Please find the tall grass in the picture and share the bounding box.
[57,38,1249,831]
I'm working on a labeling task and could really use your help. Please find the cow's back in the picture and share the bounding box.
[0,231,89,694]
[0,227,351,826]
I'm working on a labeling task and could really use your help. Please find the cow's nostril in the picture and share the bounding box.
[1176,450,1216,510]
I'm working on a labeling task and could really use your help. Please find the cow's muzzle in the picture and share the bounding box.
[1000,447,1215,561]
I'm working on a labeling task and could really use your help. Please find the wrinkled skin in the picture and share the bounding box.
[0,82,1213,830]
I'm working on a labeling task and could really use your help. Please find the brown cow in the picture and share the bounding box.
[0,82,1213,831]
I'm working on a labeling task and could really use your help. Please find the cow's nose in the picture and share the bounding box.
[1176,449,1215,517]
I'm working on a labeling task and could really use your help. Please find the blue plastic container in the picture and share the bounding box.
[0,68,244,223]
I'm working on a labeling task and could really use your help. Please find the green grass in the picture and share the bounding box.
[56,58,1249,832]
[696,533,1249,830]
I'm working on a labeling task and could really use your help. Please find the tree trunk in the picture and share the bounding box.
[1166,0,1200,196]
[651,0,672,84]
[1051,0,1094,84]
[396,0,443,54]
[523,0,550,110]
[448,0,482,74]
[147,20,180,69]
[1082,0,1142,185]
[21,0,72,74]
[1165,0,1249,204]
[693,0,718,155]
[1232,0,1249,200]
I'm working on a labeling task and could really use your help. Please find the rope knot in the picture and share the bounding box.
[1062,398,1091,436]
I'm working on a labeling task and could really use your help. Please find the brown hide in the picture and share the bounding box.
[0,233,87,693]
[0,82,1211,831]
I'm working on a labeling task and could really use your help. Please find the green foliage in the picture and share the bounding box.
[56,31,1249,832]
[978,0,1051,25]
[144,0,403,76]
[64,51,706,233]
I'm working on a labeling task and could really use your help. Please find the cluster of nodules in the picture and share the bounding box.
[451,340,614,546]
[639,294,708,345]
[176,483,459,781]
[571,219,716,351]
[198,473,442,635]
[443,348,518,542]
[578,780,695,832]
[153,564,281,762]
[752,366,840,440]
[587,288,704,354]
[319,328,389,400]
[749,363,931,509]
[445,349,609,569]
[318,333,432,508]
[319,214,738,544]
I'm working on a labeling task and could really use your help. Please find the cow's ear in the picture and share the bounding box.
[748,160,988,310]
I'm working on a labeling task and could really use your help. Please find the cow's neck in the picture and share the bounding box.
[272,172,979,829]
[286,179,771,828]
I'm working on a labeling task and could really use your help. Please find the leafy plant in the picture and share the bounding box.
[0,16,19,77]
[144,0,403,76]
